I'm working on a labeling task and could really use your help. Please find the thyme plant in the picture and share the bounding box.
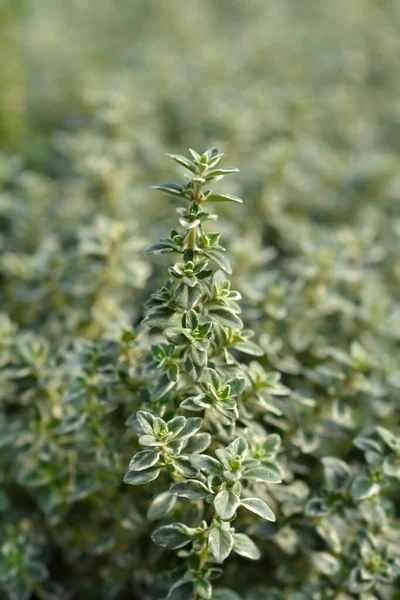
[124,148,286,599]
[2,4,400,598]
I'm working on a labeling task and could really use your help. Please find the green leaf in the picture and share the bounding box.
[152,523,197,549]
[185,309,199,329]
[203,250,232,274]
[189,454,223,475]
[209,527,233,562]
[205,167,239,179]
[204,367,221,389]
[194,579,212,600]
[167,581,196,600]
[166,153,197,173]
[167,416,186,436]
[181,397,204,411]
[353,437,382,453]
[241,497,275,521]
[142,307,176,328]
[226,377,246,396]
[233,340,264,356]
[383,455,400,478]
[189,343,208,366]
[176,417,203,439]
[322,457,351,491]
[214,490,240,520]
[351,476,379,501]
[263,434,281,456]
[151,182,186,197]
[129,449,160,471]
[165,327,192,345]
[180,217,201,230]
[183,353,206,381]
[311,552,340,576]
[205,193,243,204]
[305,497,330,517]
[189,148,201,160]
[170,479,209,500]
[197,321,213,338]
[166,439,184,455]
[145,240,177,255]
[147,492,177,520]
[207,568,224,581]
[152,374,176,399]
[184,433,211,454]
[208,307,243,329]
[243,464,282,484]
[176,281,203,311]
[136,411,155,435]
[376,426,400,453]
[227,437,248,458]
[232,533,260,560]
[138,434,162,447]
[347,567,375,594]
[170,457,199,478]
[123,468,160,485]
[167,363,180,382]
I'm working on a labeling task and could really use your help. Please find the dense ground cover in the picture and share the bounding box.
[1,1,400,598]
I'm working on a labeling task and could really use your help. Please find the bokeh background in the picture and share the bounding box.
[2,1,400,599]
[3,0,400,336]
[4,0,400,157]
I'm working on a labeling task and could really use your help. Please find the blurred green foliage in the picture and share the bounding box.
[1,1,400,599]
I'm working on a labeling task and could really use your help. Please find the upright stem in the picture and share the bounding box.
[187,179,203,251]
[199,541,209,568]
[187,226,197,250]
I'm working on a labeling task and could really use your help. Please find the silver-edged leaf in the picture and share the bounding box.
[241,497,275,521]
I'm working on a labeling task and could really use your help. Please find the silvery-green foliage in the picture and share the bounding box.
[124,149,284,599]
[226,151,400,596]
[1,2,400,598]
[1,109,151,338]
